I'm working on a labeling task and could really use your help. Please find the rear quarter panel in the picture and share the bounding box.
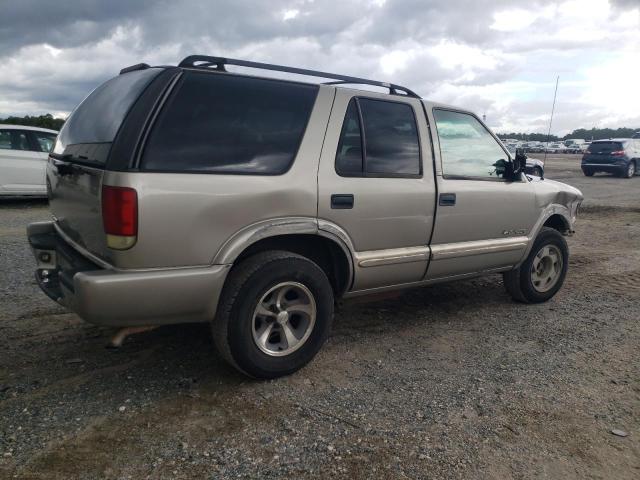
[104,87,335,269]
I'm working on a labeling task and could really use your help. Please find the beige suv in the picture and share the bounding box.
[28,56,583,378]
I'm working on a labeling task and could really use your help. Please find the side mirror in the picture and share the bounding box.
[511,149,527,178]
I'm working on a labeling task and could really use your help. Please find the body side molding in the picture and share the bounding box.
[356,246,430,267]
[430,237,528,260]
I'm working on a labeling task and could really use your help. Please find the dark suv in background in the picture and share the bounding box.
[581,139,640,178]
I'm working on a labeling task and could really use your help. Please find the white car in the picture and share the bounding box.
[0,124,58,197]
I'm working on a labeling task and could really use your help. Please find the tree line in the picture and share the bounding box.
[498,127,640,142]
[0,114,65,131]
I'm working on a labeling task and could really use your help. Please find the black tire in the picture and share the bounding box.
[503,227,569,304]
[582,169,594,176]
[533,166,543,177]
[212,250,334,379]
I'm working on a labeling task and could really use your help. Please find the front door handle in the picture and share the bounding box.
[331,194,354,209]
[439,193,456,206]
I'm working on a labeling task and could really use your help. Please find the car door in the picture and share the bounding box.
[0,129,48,194]
[426,107,539,280]
[318,89,437,291]
[27,130,56,193]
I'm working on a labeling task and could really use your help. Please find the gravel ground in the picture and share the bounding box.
[1,154,638,479]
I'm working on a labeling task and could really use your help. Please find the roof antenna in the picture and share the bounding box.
[543,75,560,169]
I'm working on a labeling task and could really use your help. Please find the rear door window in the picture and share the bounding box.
[54,68,161,165]
[0,129,30,151]
[335,97,421,177]
[141,72,319,175]
[587,142,623,154]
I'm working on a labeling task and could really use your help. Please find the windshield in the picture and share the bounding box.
[53,68,160,164]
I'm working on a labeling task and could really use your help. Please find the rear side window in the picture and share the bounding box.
[0,129,30,151]
[53,68,161,163]
[141,72,319,174]
[335,100,363,175]
[587,142,623,154]
[335,98,421,177]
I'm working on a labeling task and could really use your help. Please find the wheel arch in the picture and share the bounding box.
[213,217,354,296]
[543,213,571,235]
[516,205,573,267]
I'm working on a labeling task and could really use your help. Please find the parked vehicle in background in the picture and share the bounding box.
[563,139,587,154]
[27,55,583,378]
[526,157,545,177]
[546,142,565,153]
[581,139,640,178]
[0,124,58,197]
[532,143,545,153]
[633,131,640,139]
[503,144,545,177]
[521,142,544,153]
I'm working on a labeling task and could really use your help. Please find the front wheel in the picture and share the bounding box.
[582,169,594,176]
[503,227,569,303]
[533,166,543,177]
[212,251,334,379]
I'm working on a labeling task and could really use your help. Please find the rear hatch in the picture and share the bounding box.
[48,68,161,261]
[583,141,625,164]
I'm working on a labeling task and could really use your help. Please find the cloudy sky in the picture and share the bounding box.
[1,0,638,135]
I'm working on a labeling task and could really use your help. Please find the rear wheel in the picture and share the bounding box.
[623,161,636,178]
[582,169,594,176]
[533,166,543,177]
[503,227,569,303]
[212,250,334,379]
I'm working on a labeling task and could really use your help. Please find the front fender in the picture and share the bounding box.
[517,204,573,267]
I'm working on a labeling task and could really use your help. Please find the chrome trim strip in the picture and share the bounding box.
[355,246,430,268]
[430,237,528,261]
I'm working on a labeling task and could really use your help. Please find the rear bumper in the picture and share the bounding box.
[27,221,230,326]
[581,163,625,173]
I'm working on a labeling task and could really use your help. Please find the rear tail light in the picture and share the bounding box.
[611,150,625,156]
[102,185,138,250]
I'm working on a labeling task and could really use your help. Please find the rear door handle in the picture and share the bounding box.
[439,193,456,206]
[331,194,354,209]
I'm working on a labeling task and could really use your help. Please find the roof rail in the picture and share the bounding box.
[178,55,420,98]
[120,63,150,75]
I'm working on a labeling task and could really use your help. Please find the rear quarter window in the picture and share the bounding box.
[141,72,319,174]
[0,129,30,151]
[54,68,161,164]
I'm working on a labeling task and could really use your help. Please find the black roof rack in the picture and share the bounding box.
[178,55,420,98]
[120,63,150,75]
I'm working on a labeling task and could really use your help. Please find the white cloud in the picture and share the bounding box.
[491,8,539,32]
[282,9,300,21]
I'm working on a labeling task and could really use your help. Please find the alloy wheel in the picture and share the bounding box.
[252,282,316,357]
[530,245,563,293]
